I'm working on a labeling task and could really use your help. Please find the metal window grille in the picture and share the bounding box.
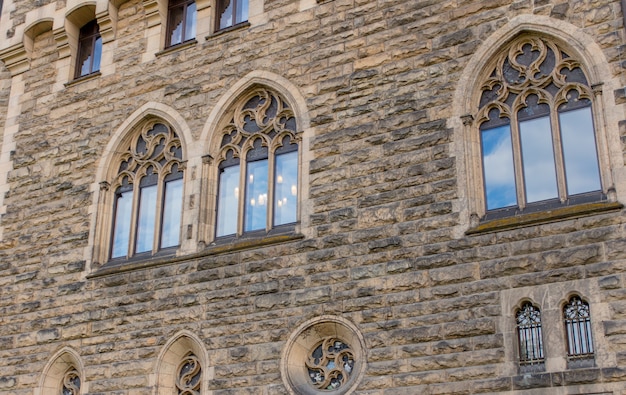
[516,302,544,365]
[564,296,594,359]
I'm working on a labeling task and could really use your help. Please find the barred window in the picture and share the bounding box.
[563,296,594,363]
[516,302,544,368]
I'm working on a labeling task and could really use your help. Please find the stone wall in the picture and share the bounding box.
[0,0,626,394]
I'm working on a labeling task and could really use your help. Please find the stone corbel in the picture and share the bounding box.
[53,28,71,60]
[96,10,116,44]
[0,43,29,76]
[143,0,162,29]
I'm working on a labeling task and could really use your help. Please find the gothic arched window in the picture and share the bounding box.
[476,36,603,218]
[516,301,544,368]
[563,296,594,363]
[215,88,299,238]
[109,122,184,259]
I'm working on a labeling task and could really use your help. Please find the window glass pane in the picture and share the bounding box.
[77,38,93,77]
[245,159,268,232]
[92,36,102,72]
[160,178,183,249]
[219,0,233,29]
[236,0,248,24]
[559,107,601,195]
[184,2,197,41]
[519,116,558,203]
[168,5,184,45]
[274,150,297,225]
[216,165,240,236]
[111,190,133,258]
[136,184,158,253]
[481,125,517,210]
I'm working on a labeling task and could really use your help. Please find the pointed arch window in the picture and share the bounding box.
[215,88,299,238]
[75,20,102,78]
[110,122,184,260]
[476,37,603,218]
[516,301,544,369]
[563,296,594,366]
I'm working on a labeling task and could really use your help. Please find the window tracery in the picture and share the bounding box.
[61,368,80,395]
[306,338,355,391]
[110,121,184,259]
[215,87,299,238]
[476,36,602,218]
[563,296,594,363]
[175,353,201,395]
[516,301,544,369]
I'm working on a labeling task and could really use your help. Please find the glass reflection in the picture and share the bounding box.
[274,151,297,225]
[168,6,184,45]
[481,125,517,210]
[92,36,102,73]
[236,0,248,25]
[559,107,601,195]
[219,0,233,29]
[136,185,157,253]
[161,178,182,248]
[519,116,558,202]
[111,190,133,258]
[245,160,268,232]
[185,2,197,41]
[216,165,239,236]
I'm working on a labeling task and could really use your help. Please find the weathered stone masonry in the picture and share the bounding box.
[1,0,626,394]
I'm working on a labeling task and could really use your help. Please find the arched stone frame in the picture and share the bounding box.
[452,15,625,230]
[500,280,616,378]
[35,347,86,395]
[87,102,196,272]
[281,315,367,395]
[199,70,312,245]
[151,330,211,395]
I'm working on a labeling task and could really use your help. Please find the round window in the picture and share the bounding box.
[281,316,366,395]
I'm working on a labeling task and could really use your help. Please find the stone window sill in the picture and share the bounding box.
[466,201,623,235]
[88,231,304,278]
[65,71,101,87]
[156,39,198,57]
[206,22,250,40]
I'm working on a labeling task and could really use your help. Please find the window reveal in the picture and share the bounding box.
[477,37,601,213]
[216,89,299,237]
[110,123,184,259]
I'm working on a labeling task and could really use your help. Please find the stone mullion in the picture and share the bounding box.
[237,150,247,236]
[550,103,568,203]
[128,180,141,257]
[510,110,526,209]
[266,146,276,231]
[153,171,167,253]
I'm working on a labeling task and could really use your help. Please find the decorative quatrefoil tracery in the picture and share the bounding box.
[175,353,201,395]
[61,368,80,395]
[306,337,355,391]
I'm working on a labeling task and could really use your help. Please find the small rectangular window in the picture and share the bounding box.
[167,0,197,47]
[216,0,248,31]
[75,20,102,78]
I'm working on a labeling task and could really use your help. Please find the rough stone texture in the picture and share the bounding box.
[0,0,625,394]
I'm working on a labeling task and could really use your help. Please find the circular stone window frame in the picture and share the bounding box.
[281,315,367,395]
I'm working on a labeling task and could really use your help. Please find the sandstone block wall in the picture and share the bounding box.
[0,0,626,394]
